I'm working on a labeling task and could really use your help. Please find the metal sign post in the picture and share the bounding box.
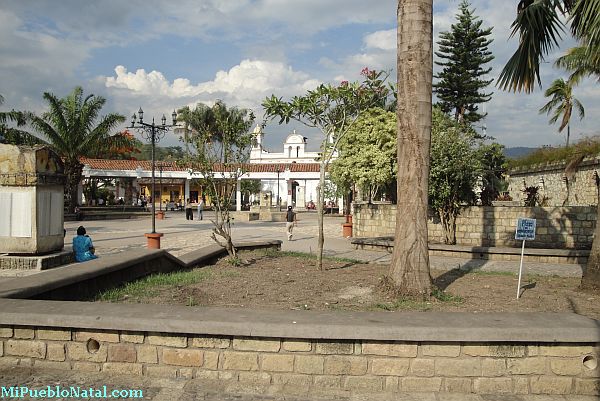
[514,218,536,299]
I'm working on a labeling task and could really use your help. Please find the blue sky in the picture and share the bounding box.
[1,0,598,151]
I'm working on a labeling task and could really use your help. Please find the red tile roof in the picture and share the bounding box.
[81,158,322,173]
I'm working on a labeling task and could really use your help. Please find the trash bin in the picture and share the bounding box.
[342,223,353,238]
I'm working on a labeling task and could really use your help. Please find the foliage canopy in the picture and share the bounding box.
[434,0,495,123]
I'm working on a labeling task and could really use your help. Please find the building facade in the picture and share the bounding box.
[249,125,339,209]
[77,126,339,210]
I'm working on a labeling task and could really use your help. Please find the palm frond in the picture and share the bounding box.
[555,45,600,83]
[573,98,585,118]
[498,0,565,92]
[570,0,600,48]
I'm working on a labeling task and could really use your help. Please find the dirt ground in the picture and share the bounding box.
[100,250,600,320]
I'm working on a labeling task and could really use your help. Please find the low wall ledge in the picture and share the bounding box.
[0,299,598,343]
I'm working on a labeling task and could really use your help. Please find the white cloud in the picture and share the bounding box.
[364,29,396,51]
[104,60,321,112]
[0,8,99,110]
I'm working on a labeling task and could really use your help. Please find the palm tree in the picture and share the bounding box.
[28,87,126,212]
[0,94,41,145]
[388,0,433,296]
[498,0,600,93]
[498,0,600,289]
[539,77,584,147]
[555,45,600,84]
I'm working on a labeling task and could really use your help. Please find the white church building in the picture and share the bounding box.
[249,125,339,209]
[77,125,341,212]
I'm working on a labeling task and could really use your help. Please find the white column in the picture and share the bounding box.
[77,182,84,206]
[236,179,242,211]
[284,168,291,207]
[184,178,190,201]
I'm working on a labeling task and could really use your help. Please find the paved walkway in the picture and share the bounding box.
[0,211,584,282]
[0,366,597,401]
[69,211,584,277]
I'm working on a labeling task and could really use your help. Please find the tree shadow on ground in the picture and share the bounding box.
[433,259,492,291]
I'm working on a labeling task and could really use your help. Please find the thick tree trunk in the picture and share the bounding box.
[64,159,84,213]
[440,208,457,245]
[581,207,600,290]
[389,0,433,296]
[124,178,134,205]
[316,161,326,270]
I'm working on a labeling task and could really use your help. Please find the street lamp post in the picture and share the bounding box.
[129,107,177,248]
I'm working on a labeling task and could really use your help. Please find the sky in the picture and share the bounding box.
[1,0,598,152]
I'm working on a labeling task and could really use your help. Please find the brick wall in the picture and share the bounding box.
[353,203,597,249]
[508,157,600,207]
[0,326,598,396]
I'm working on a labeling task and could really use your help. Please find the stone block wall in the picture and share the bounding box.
[353,203,597,249]
[508,157,600,207]
[0,326,598,396]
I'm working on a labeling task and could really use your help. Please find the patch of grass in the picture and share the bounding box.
[228,257,242,267]
[281,251,362,264]
[96,269,211,302]
[218,270,241,278]
[259,248,280,258]
[469,270,516,277]
[431,288,463,303]
[257,248,361,264]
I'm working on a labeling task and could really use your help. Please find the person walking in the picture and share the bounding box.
[285,205,297,241]
[197,197,204,221]
[185,198,194,220]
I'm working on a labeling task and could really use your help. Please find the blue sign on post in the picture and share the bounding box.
[515,218,536,240]
[515,217,536,299]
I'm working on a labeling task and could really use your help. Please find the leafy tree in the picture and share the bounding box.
[429,108,481,244]
[478,143,508,206]
[94,130,142,160]
[241,179,261,207]
[0,95,42,145]
[26,87,126,212]
[263,68,392,270]
[498,0,600,290]
[539,77,585,148]
[434,0,494,124]
[390,0,434,297]
[178,101,254,258]
[133,144,184,161]
[241,179,261,195]
[329,108,397,202]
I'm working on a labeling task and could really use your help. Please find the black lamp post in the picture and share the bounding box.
[275,166,281,211]
[129,108,177,247]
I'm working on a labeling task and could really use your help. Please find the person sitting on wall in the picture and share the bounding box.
[73,226,98,262]
[74,204,83,221]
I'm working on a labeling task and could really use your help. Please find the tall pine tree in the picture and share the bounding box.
[434,0,494,124]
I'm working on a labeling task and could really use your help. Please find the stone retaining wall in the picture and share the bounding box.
[508,156,600,207]
[1,326,598,396]
[354,203,597,249]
